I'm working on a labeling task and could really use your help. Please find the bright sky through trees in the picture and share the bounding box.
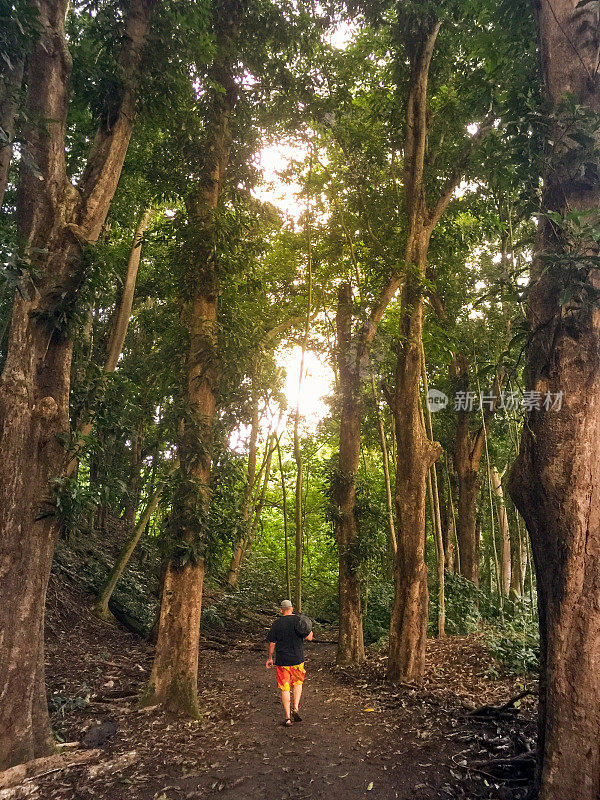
[253,146,334,433]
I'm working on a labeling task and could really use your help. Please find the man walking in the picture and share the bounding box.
[266,600,313,726]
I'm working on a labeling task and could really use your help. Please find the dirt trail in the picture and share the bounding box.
[42,579,535,800]
[181,644,447,800]
[47,641,455,800]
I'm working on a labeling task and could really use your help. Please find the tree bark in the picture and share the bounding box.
[490,466,511,596]
[371,374,397,556]
[455,468,480,582]
[0,0,154,769]
[389,274,441,681]
[140,559,205,715]
[143,9,238,715]
[508,2,600,798]
[450,355,503,584]
[334,282,365,665]
[105,209,153,371]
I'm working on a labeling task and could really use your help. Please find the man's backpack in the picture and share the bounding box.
[294,613,313,638]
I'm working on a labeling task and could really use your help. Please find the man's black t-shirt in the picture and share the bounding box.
[267,615,306,666]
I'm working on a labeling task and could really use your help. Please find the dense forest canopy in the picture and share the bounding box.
[2,1,600,798]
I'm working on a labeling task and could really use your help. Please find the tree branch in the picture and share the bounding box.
[361,271,404,349]
[403,19,441,220]
[426,114,495,234]
[75,0,156,243]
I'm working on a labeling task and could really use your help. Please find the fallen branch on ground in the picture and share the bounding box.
[0,750,100,789]
[0,783,40,799]
[468,689,534,717]
[0,751,137,799]
[471,751,536,769]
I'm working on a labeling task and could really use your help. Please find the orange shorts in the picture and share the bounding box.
[275,663,305,691]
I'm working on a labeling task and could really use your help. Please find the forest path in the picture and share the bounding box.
[43,580,535,800]
[49,640,455,800]
[177,642,444,800]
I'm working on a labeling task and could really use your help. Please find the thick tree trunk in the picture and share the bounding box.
[140,560,205,714]
[142,289,218,714]
[144,15,237,714]
[0,0,153,769]
[334,283,365,665]
[508,2,600,797]
[389,272,441,682]
[455,469,480,583]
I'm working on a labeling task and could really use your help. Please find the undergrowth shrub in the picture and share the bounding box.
[486,616,539,675]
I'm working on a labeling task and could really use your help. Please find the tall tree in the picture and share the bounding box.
[66,208,154,477]
[334,282,366,662]
[142,1,240,715]
[0,0,155,768]
[143,0,324,714]
[509,1,600,797]
[387,4,492,681]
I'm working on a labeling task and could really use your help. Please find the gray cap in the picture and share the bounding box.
[280,599,293,609]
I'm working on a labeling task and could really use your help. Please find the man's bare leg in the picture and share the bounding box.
[281,689,291,723]
[292,683,303,719]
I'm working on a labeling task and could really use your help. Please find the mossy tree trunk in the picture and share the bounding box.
[334,282,365,665]
[143,9,239,715]
[386,6,490,680]
[0,0,154,769]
